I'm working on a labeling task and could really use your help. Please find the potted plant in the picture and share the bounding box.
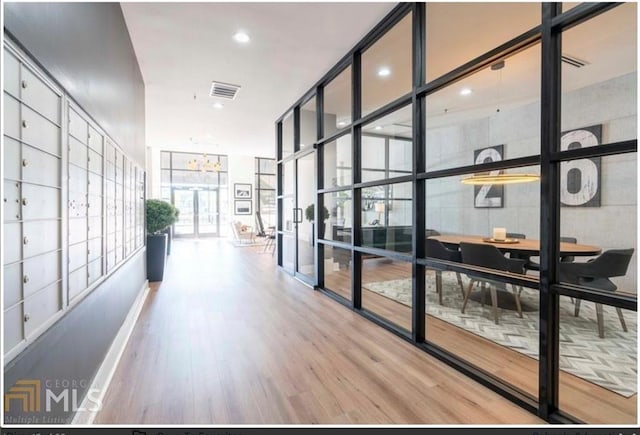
[305,203,330,245]
[146,199,178,281]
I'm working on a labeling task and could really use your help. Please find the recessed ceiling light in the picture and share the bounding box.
[374,126,383,130]
[233,31,251,43]
[337,121,347,127]
[377,67,391,77]
[213,102,224,109]
[460,88,472,96]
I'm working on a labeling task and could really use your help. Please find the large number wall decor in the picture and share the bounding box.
[3,41,146,360]
[560,124,602,207]
[473,145,504,208]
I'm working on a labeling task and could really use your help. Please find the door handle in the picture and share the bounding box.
[293,208,303,224]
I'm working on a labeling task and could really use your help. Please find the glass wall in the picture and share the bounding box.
[276,3,637,424]
[255,157,276,228]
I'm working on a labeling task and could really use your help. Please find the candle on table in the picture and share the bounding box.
[493,227,506,241]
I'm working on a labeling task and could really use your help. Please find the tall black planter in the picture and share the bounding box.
[146,233,168,282]
[163,226,173,255]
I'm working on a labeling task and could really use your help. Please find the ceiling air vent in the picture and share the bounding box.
[209,81,241,100]
[561,54,589,68]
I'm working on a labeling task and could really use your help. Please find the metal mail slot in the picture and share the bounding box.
[88,149,103,175]
[22,145,60,187]
[68,136,88,168]
[4,49,20,98]
[68,107,88,144]
[21,65,61,124]
[23,220,59,259]
[68,217,87,245]
[115,245,123,263]
[69,240,87,272]
[87,258,102,286]
[21,105,61,156]
[88,172,102,197]
[68,265,87,301]
[106,249,115,272]
[3,262,22,308]
[88,216,102,240]
[88,126,103,155]
[4,181,21,222]
[4,137,21,181]
[24,281,61,338]
[4,222,22,265]
[68,164,88,195]
[22,184,60,221]
[4,303,24,355]
[115,165,123,183]
[87,194,103,218]
[23,250,60,299]
[88,237,102,263]
[105,161,115,181]
[4,93,20,139]
[115,215,123,231]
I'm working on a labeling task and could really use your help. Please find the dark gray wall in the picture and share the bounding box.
[4,2,146,424]
[4,2,145,166]
[4,252,146,424]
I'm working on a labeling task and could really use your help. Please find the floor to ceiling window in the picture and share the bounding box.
[275,2,637,424]
[160,151,229,238]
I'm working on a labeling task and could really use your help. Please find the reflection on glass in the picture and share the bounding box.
[558,304,636,423]
[197,189,218,235]
[282,234,294,273]
[361,13,412,117]
[362,104,413,183]
[282,112,294,158]
[321,190,352,242]
[361,257,412,332]
[425,3,540,82]
[561,3,637,145]
[425,45,541,173]
[323,66,352,136]
[323,134,352,188]
[297,153,316,280]
[361,182,412,253]
[300,97,317,150]
[173,189,195,235]
[283,160,294,196]
[323,245,352,301]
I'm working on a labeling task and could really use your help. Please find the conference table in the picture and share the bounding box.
[427,234,601,310]
[429,234,601,257]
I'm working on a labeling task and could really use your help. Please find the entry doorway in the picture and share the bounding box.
[172,188,220,237]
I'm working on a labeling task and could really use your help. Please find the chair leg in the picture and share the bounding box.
[480,283,486,307]
[512,285,523,318]
[574,299,582,317]
[616,307,628,332]
[436,271,443,306]
[595,303,604,338]
[461,281,475,314]
[455,273,465,298]
[490,286,499,325]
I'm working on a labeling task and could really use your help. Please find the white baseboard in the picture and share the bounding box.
[71,280,150,424]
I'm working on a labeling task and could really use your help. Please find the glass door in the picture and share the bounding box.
[172,188,219,237]
[197,189,219,236]
[173,188,196,236]
[296,152,316,283]
[281,160,295,273]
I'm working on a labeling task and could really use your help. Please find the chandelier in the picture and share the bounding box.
[187,154,221,172]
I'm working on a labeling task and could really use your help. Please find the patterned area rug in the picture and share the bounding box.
[364,274,637,397]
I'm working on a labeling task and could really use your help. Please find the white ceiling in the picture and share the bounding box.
[121,2,396,157]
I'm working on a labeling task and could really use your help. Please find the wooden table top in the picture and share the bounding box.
[429,234,601,256]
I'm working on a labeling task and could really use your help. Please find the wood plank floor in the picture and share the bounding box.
[96,239,542,424]
[324,257,637,424]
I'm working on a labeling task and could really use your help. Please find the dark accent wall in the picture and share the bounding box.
[4,2,145,166]
[3,2,146,424]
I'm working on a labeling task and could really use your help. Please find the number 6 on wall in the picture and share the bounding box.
[560,125,602,207]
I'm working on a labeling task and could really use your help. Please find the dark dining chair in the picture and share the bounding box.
[425,239,465,305]
[525,236,578,272]
[558,248,634,338]
[460,242,527,324]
